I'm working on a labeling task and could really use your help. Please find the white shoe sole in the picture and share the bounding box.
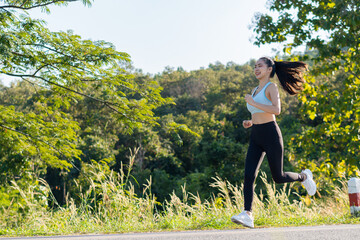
[231,217,254,228]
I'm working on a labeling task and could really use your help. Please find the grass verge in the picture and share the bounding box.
[1,163,359,237]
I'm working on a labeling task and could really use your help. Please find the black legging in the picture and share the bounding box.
[243,121,303,211]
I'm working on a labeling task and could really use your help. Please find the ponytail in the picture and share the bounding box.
[260,57,308,95]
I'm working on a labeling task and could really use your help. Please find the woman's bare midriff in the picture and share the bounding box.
[251,112,276,124]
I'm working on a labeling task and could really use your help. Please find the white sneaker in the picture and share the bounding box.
[231,211,254,228]
[301,169,317,196]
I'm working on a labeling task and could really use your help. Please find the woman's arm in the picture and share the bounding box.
[245,83,281,115]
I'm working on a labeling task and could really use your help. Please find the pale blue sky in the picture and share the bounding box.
[2,0,282,85]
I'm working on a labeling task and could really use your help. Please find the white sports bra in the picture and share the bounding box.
[246,82,273,115]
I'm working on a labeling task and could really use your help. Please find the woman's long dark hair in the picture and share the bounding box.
[260,57,308,95]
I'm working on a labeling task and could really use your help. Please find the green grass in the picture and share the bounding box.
[1,164,359,237]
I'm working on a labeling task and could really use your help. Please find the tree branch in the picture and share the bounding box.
[33,64,50,75]
[21,77,55,122]
[0,0,78,10]
[28,43,118,63]
[29,44,77,61]
[20,0,30,8]
[0,123,81,171]
[0,123,61,155]
[1,71,132,120]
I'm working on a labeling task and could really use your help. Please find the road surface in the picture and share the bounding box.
[4,224,360,240]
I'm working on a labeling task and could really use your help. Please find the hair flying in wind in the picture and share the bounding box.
[260,57,308,95]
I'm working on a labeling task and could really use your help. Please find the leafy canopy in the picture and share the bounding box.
[0,0,173,175]
[253,0,360,180]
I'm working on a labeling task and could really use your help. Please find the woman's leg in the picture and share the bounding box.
[243,140,265,211]
[264,123,303,183]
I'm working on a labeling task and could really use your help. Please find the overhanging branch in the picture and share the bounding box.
[0,123,60,154]
[1,71,133,120]
[0,0,78,10]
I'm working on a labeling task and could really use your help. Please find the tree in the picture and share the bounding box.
[0,0,172,179]
[253,0,360,186]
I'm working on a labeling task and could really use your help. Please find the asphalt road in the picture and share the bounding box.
[4,224,360,240]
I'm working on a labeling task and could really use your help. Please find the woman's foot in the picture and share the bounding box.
[300,172,307,181]
[231,211,254,228]
[301,169,316,196]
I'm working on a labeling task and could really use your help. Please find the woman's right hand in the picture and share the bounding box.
[242,120,253,129]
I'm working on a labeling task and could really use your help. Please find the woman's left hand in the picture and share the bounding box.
[245,94,255,106]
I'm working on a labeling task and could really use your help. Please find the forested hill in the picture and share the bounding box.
[0,60,304,204]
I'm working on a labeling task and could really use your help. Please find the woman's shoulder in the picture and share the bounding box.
[265,82,279,96]
[267,82,279,91]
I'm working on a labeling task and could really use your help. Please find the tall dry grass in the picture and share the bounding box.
[0,159,357,237]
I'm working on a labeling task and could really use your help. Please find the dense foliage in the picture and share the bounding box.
[1,60,305,206]
[253,0,360,189]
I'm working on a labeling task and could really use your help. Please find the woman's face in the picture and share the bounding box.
[254,59,272,80]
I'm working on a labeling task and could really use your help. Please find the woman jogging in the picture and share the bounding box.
[231,57,317,228]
